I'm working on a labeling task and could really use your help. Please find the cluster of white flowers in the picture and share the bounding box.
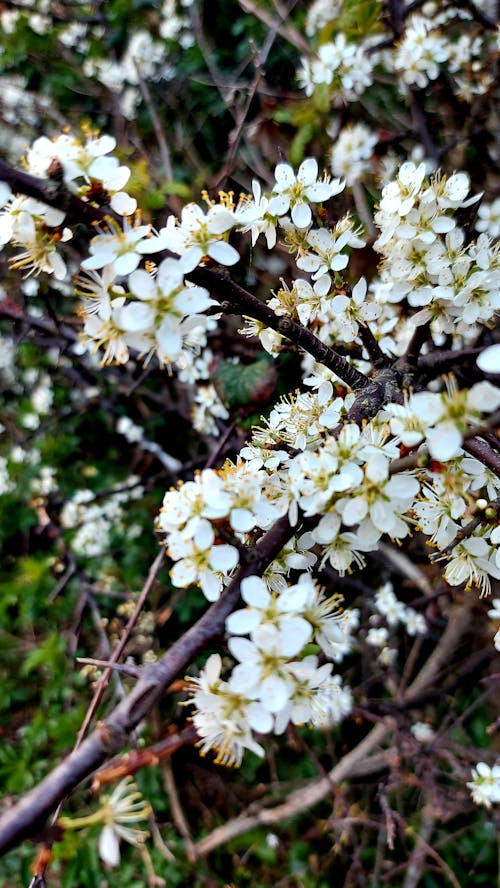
[375,581,426,629]
[0,2,194,123]
[4,140,495,383]
[190,572,353,765]
[373,162,500,339]
[157,461,287,601]
[385,378,500,462]
[192,383,229,437]
[74,157,343,369]
[298,34,374,104]
[0,130,140,281]
[330,123,378,186]
[78,257,218,368]
[366,582,426,665]
[300,2,497,107]
[393,15,450,89]
[1,125,499,771]
[60,477,143,558]
[30,464,58,496]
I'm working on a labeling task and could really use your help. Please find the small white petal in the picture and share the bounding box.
[427,422,462,461]
[477,344,500,375]
[114,252,141,275]
[291,202,312,228]
[110,192,137,216]
[207,241,240,266]
[0,182,12,208]
[99,825,120,867]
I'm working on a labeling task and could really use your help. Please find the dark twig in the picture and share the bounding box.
[76,658,142,679]
[417,346,484,378]
[407,89,439,167]
[464,435,500,475]
[358,323,390,368]
[431,496,500,561]
[74,549,166,750]
[0,158,115,227]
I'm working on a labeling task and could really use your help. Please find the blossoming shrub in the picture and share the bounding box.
[0,1,499,886]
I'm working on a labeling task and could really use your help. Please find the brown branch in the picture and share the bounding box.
[189,265,370,390]
[417,346,484,378]
[463,435,500,475]
[406,88,439,166]
[92,724,199,788]
[0,158,114,227]
[0,512,296,855]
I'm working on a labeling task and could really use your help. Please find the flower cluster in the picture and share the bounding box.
[300,2,497,108]
[190,572,353,765]
[298,34,374,104]
[0,125,499,776]
[330,123,378,186]
[373,163,499,340]
[0,130,140,280]
[60,477,144,559]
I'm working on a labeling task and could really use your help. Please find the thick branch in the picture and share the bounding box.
[0,514,295,855]
[464,436,500,475]
[0,158,112,227]
[187,265,369,390]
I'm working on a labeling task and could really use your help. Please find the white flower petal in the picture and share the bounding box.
[291,202,312,228]
[209,543,239,573]
[99,825,120,867]
[207,241,240,266]
[477,344,500,374]
[427,422,462,461]
[110,192,137,216]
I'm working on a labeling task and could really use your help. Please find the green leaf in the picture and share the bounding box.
[21,632,65,677]
[289,123,316,166]
[213,356,277,411]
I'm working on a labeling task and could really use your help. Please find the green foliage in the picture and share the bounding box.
[322,0,383,41]
[213,354,277,412]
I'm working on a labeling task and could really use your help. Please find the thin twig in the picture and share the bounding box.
[237,0,310,54]
[162,760,197,863]
[76,658,142,679]
[134,61,174,182]
[193,720,390,857]
[352,181,377,239]
[74,549,166,749]
[398,806,460,888]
